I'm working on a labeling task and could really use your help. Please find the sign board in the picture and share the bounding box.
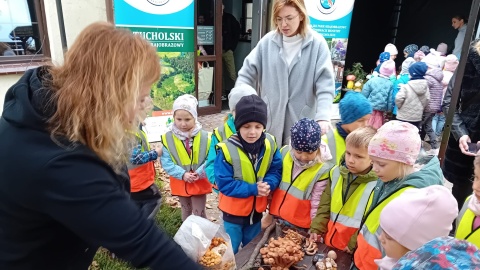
[142,110,174,142]
[197,26,214,45]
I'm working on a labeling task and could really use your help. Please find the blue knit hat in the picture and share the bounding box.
[409,62,428,80]
[379,52,391,63]
[392,236,480,270]
[290,118,321,153]
[404,44,418,57]
[339,91,373,124]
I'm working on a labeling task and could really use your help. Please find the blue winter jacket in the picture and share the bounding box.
[392,74,410,115]
[362,76,394,112]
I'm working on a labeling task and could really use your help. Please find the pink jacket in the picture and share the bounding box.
[310,180,328,219]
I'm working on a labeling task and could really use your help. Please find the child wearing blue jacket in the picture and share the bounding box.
[214,94,282,254]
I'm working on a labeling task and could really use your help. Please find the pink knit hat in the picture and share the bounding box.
[414,50,425,62]
[380,185,458,251]
[444,54,459,72]
[379,60,396,77]
[368,120,421,165]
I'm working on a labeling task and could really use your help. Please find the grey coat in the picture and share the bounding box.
[395,79,430,122]
[235,29,335,145]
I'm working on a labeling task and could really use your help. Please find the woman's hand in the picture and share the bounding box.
[459,135,477,156]
[317,120,332,135]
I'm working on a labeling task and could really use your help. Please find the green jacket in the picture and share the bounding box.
[310,155,377,251]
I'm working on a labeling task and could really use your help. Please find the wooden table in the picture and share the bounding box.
[235,228,353,270]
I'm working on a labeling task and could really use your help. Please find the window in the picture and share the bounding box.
[0,0,49,64]
[242,0,253,35]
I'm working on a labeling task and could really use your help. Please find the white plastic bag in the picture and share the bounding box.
[174,215,235,270]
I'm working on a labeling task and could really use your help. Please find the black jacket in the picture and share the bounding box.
[222,12,240,51]
[0,67,201,270]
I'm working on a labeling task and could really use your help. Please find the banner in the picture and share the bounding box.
[306,0,355,100]
[114,0,195,111]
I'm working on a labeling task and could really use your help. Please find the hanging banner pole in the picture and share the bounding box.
[439,0,480,165]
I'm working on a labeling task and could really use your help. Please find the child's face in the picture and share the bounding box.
[345,144,372,175]
[370,156,402,182]
[473,167,480,201]
[379,230,410,260]
[174,109,196,132]
[404,51,408,58]
[292,148,318,164]
[239,122,264,143]
[342,114,371,134]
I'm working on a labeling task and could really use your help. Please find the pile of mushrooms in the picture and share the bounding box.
[282,229,304,245]
[303,238,318,256]
[316,251,338,270]
[259,237,304,270]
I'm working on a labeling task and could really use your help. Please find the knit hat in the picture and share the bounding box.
[414,50,425,62]
[380,59,396,77]
[228,84,257,112]
[401,57,416,75]
[368,120,421,165]
[392,237,480,270]
[422,49,441,69]
[420,45,430,55]
[444,54,459,72]
[290,118,321,153]
[234,94,267,130]
[173,94,198,120]
[385,43,398,56]
[380,185,458,251]
[409,62,428,80]
[403,44,418,57]
[379,52,391,63]
[437,42,448,56]
[339,91,372,124]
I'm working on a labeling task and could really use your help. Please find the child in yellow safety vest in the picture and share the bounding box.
[214,94,282,254]
[323,91,372,165]
[375,185,458,269]
[270,118,334,230]
[309,126,378,254]
[160,94,212,221]
[455,155,480,249]
[354,120,444,270]
[205,84,257,193]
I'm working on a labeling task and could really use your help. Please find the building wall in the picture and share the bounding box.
[0,0,108,115]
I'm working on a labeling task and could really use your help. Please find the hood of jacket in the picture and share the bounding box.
[2,66,54,132]
[407,79,429,96]
[425,68,444,83]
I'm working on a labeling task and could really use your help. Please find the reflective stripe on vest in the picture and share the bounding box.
[270,149,331,228]
[354,187,413,270]
[217,134,277,216]
[214,122,234,142]
[456,196,480,248]
[127,130,156,193]
[322,129,346,165]
[324,166,376,249]
[161,130,211,172]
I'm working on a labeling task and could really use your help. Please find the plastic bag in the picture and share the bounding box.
[174,215,236,270]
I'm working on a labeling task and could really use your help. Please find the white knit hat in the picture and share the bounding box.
[172,94,198,120]
[228,84,257,112]
[385,43,398,56]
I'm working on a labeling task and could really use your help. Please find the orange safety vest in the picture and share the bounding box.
[324,166,376,250]
[270,147,331,229]
[354,187,412,270]
[161,130,212,197]
[216,134,277,217]
[456,196,480,249]
[128,130,156,193]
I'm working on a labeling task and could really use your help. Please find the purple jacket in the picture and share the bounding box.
[424,68,444,113]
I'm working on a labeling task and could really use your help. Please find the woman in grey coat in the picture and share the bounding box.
[235,0,335,145]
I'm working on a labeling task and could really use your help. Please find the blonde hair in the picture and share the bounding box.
[346,126,377,149]
[48,22,160,173]
[394,161,414,180]
[271,0,310,37]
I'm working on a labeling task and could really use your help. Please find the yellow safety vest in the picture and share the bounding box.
[322,128,346,165]
[213,122,234,142]
[216,134,277,216]
[456,196,480,249]
[324,166,377,250]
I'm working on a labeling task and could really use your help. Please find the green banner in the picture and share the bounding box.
[122,27,195,53]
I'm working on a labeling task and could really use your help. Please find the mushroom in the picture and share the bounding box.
[327,250,337,260]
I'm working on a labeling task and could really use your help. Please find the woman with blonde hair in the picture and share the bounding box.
[0,22,201,269]
[235,0,335,145]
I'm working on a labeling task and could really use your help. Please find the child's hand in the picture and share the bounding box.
[257,182,270,197]
[191,172,199,182]
[155,144,163,156]
[183,172,196,183]
[343,246,353,254]
[309,232,323,243]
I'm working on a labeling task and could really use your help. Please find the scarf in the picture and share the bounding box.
[468,194,480,216]
[170,121,202,140]
[233,132,266,158]
[375,256,399,270]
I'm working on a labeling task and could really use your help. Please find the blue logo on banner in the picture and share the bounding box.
[319,0,336,14]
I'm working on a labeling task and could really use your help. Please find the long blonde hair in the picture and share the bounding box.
[48,22,160,173]
[271,0,310,37]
